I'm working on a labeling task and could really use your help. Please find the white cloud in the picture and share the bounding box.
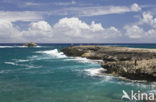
[0,11,43,22]
[124,26,156,42]
[25,2,40,6]
[22,21,53,42]
[53,17,90,38]
[147,29,156,37]
[90,21,104,32]
[23,1,76,7]
[53,17,120,41]
[140,12,156,28]
[124,25,144,39]
[1,15,156,43]
[0,20,22,42]
[54,1,76,6]
[3,10,156,43]
[124,11,156,41]
[0,17,121,43]
[30,21,52,31]
[54,3,141,16]
[0,20,54,42]
[123,11,156,41]
[131,3,141,11]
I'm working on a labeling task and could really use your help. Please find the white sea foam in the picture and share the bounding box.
[13,59,29,62]
[0,70,6,74]
[5,61,42,70]
[15,45,41,48]
[17,45,41,48]
[36,49,66,58]
[0,46,41,48]
[36,46,41,48]
[84,68,106,76]
[23,64,42,69]
[147,89,156,94]
[30,55,38,58]
[65,57,99,64]
[0,70,13,74]
[28,55,51,61]
[4,62,17,65]
[0,46,14,48]
[0,46,27,48]
[17,59,29,62]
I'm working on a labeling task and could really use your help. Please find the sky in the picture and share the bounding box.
[0,0,156,43]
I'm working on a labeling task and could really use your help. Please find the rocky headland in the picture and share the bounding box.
[61,46,156,81]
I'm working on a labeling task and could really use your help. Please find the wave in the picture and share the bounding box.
[0,70,12,74]
[0,46,15,48]
[36,49,66,58]
[65,57,100,64]
[23,46,41,48]
[4,61,41,70]
[0,46,41,48]
[13,59,29,63]
[22,64,42,69]
[84,68,106,76]
[4,62,18,65]
[17,59,29,62]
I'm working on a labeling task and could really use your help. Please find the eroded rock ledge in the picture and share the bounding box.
[61,46,156,81]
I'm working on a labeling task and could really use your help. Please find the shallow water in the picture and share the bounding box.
[0,44,156,102]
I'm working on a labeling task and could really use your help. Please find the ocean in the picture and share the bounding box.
[0,43,156,102]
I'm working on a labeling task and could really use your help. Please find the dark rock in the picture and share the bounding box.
[101,60,156,81]
[61,47,85,56]
[23,42,38,47]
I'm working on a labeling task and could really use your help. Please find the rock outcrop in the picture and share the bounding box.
[61,46,156,81]
[23,42,38,47]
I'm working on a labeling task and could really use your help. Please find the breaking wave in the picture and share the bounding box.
[0,46,16,48]
[4,62,18,65]
[65,57,102,64]
[36,49,67,58]
[84,68,106,76]
[0,46,41,48]
[13,59,29,63]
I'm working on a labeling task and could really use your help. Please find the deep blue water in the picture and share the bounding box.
[0,44,156,102]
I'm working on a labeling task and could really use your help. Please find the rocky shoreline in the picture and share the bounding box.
[61,46,156,82]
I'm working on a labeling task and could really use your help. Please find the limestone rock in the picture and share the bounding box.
[61,46,156,81]
[23,42,38,47]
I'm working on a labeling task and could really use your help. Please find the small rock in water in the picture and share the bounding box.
[23,42,38,47]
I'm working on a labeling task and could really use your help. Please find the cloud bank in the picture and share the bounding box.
[1,14,156,43]
[0,17,121,43]
[0,3,156,43]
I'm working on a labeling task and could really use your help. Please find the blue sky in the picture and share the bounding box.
[0,0,156,43]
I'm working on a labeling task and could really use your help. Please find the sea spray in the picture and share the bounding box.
[36,49,66,58]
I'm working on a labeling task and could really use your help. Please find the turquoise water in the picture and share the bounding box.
[0,44,156,102]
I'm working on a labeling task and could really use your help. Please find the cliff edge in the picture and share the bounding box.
[61,46,156,81]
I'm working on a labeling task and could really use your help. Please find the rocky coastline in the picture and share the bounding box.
[61,46,156,82]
